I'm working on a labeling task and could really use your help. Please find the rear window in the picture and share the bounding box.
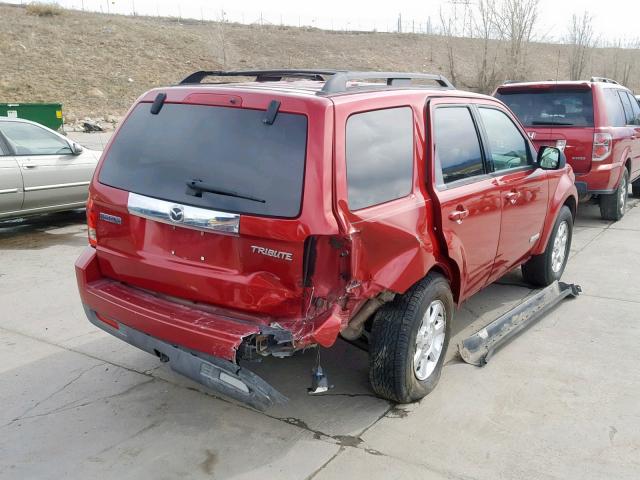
[496,89,594,127]
[99,103,308,218]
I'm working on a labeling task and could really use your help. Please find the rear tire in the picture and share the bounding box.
[369,273,453,404]
[600,169,629,221]
[522,205,573,287]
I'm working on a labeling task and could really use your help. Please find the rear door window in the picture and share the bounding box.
[433,106,486,186]
[603,89,626,127]
[345,107,414,210]
[618,91,635,125]
[496,89,594,127]
[623,92,640,125]
[478,108,531,172]
[99,103,308,218]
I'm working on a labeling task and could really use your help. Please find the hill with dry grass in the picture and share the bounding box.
[2,2,639,121]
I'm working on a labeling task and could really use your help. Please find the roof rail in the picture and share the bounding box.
[590,77,620,85]
[178,69,456,94]
[320,71,455,94]
[179,69,338,85]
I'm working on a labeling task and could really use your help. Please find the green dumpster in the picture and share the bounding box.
[0,103,63,131]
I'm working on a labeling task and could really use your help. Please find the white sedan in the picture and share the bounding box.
[0,117,101,220]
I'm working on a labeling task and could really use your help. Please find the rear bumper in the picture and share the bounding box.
[576,161,624,195]
[75,247,299,362]
[85,307,287,410]
[75,247,344,409]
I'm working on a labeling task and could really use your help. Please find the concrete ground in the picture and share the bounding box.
[1,194,639,479]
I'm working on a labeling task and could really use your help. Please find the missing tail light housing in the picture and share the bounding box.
[592,133,612,161]
[555,139,567,152]
[86,197,97,247]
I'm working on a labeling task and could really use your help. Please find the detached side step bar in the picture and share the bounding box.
[458,281,581,367]
[85,307,287,411]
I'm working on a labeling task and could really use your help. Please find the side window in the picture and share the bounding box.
[433,107,485,186]
[478,108,530,171]
[346,107,414,210]
[618,91,635,125]
[604,89,626,127]
[624,92,640,125]
[0,122,71,156]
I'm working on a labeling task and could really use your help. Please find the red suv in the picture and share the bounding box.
[76,70,578,409]
[495,78,640,220]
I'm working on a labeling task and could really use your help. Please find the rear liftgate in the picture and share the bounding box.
[458,281,582,367]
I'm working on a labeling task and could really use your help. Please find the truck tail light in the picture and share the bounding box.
[87,197,97,247]
[592,133,612,161]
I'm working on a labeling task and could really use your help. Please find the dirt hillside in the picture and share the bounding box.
[2,2,639,121]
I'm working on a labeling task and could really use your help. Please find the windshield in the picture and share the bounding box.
[99,102,308,218]
[496,89,594,127]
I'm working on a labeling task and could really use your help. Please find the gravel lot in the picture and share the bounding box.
[1,190,639,479]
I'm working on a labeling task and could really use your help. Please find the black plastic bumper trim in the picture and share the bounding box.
[83,306,288,411]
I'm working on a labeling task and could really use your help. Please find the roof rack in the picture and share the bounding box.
[179,69,338,85]
[179,69,455,94]
[590,77,620,85]
[320,71,454,94]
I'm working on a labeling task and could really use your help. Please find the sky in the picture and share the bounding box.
[8,0,640,43]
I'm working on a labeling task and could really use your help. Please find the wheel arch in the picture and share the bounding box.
[533,176,579,256]
[428,262,461,305]
[563,194,577,221]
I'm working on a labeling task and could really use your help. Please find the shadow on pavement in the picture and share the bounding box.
[0,210,87,250]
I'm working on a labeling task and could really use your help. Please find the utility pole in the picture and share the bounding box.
[397,13,402,33]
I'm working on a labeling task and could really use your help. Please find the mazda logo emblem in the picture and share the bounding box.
[169,205,184,223]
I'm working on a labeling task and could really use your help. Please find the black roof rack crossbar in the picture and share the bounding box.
[180,69,338,85]
[590,77,620,85]
[320,71,455,94]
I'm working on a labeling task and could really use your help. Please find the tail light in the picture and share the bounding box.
[86,197,97,247]
[555,139,567,152]
[593,133,612,161]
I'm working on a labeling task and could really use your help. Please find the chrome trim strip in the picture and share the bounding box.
[127,192,240,234]
[0,188,18,194]
[24,181,90,192]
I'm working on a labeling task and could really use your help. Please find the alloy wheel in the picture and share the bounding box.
[414,300,446,381]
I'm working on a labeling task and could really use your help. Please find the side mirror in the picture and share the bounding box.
[70,142,84,155]
[537,146,566,170]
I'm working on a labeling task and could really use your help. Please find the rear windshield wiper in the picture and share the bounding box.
[531,121,575,126]
[185,179,266,203]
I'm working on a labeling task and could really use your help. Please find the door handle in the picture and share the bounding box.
[505,191,521,205]
[448,208,470,224]
[23,164,37,169]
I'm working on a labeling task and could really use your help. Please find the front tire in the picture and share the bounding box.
[522,205,573,287]
[369,273,453,403]
[600,169,629,220]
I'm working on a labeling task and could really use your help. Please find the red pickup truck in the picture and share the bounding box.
[76,70,578,409]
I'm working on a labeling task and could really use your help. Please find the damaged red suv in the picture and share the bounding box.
[76,70,578,409]
[495,78,640,220]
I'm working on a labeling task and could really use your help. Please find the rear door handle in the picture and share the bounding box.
[505,191,521,205]
[448,208,470,224]
[23,164,37,169]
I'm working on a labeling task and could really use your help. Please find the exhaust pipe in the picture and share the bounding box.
[458,281,581,367]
